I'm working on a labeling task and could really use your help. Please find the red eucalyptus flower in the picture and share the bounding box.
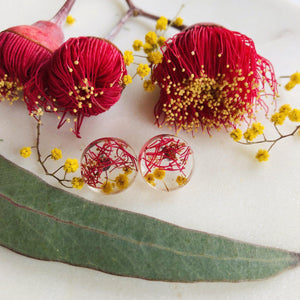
[151,24,278,133]
[25,36,127,138]
[0,0,75,102]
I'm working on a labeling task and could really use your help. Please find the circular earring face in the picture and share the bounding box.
[138,134,194,191]
[81,137,138,194]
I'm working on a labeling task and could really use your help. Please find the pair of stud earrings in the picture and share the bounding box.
[80,134,194,194]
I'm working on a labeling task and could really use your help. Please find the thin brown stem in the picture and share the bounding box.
[51,165,64,176]
[106,0,187,40]
[35,117,72,188]
[274,124,283,137]
[163,180,170,192]
[237,125,300,152]
[42,154,51,164]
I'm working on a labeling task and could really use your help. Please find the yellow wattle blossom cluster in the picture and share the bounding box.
[145,168,166,186]
[174,17,184,27]
[19,147,32,158]
[230,122,265,143]
[51,148,62,160]
[145,31,158,45]
[101,181,113,194]
[156,16,168,30]
[63,158,79,173]
[271,104,300,124]
[123,75,132,86]
[71,177,84,190]
[243,122,265,142]
[123,15,184,91]
[285,72,300,90]
[231,123,269,162]
[123,50,134,66]
[143,80,155,92]
[132,40,143,51]
[255,149,270,162]
[230,104,300,163]
[147,51,163,64]
[176,175,188,186]
[100,168,133,194]
[66,15,76,25]
[20,143,83,189]
[136,64,151,79]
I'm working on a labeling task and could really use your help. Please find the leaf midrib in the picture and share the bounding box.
[0,192,291,264]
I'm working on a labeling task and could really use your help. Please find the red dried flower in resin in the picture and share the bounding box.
[151,24,278,134]
[138,134,194,191]
[25,37,127,138]
[81,137,138,194]
[0,0,75,103]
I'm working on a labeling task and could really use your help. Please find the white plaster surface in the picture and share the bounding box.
[0,0,299,299]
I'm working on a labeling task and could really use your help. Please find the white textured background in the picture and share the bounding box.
[0,0,299,299]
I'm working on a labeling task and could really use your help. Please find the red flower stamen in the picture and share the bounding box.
[139,135,192,176]
[25,37,127,138]
[152,24,278,134]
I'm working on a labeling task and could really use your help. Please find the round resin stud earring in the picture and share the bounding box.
[138,134,194,191]
[81,137,138,194]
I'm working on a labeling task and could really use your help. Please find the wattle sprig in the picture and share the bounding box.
[123,16,183,89]
[230,103,300,162]
[283,71,300,90]
[19,115,83,189]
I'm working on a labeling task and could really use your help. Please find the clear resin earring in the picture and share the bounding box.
[138,134,194,191]
[81,137,138,194]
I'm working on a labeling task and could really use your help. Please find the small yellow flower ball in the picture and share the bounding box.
[145,173,155,185]
[71,177,84,190]
[20,147,32,158]
[115,173,129,190]
[143,80,155,92]
[271,112,286,125]
[153,168,166,180]
[285,80,296,91]
[123,75,132,85]
[101,181,113,194]
[132,39,143,51]
[230,128,243,142]
[288,108,300,122]
[143,42,154,54]
[66,15,75,25]
[123,50,134,66]
[255,149,269,162]
[279,104,292,115]
[176,175,187,186]
[157,36,166,47]
[145,31,158,45]
[63,158,79,173]
[51,148,62,160]
[290,72,300,84]
[243,128,256,141]
[174,17,184,27]
[156,16,168,31]
[251,123,264,135]
[147,51,163,64]
[136,64,151,79]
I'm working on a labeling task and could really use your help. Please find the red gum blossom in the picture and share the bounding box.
[152,25,278,134]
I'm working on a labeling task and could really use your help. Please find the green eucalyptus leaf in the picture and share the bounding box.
[0,154,299,282]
